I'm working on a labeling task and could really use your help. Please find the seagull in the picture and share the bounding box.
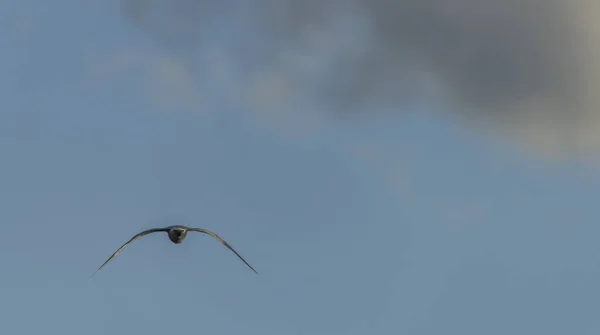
[92,225,258,276]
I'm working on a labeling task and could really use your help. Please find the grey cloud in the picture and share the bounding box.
[120,0,600,155]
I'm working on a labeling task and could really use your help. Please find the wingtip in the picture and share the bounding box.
[89,267,102,279]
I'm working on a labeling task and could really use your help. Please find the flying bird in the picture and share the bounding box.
[92,225,258,276]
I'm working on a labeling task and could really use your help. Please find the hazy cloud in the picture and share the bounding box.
[120,0,600,156]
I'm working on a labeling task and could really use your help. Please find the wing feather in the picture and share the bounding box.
[188,228,258,274]
[91,228,167,277]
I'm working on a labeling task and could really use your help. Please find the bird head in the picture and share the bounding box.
[168,227,188,244]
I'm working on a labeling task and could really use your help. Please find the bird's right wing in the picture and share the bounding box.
[91,228,167,277]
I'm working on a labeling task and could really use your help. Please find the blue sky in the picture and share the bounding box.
[2,1,600,334]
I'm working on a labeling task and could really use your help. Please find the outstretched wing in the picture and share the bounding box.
[91,228,168,277]
[188,228,258,274]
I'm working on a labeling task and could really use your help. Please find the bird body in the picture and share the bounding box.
[92,225,258,276]
[167,225,188,244]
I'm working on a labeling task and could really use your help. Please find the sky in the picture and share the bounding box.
[1,0,600,334]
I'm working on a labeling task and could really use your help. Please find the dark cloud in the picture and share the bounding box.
[120,0,600,154]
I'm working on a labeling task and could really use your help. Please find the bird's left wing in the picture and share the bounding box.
[188,228,258,274]
[91,228,167,277]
